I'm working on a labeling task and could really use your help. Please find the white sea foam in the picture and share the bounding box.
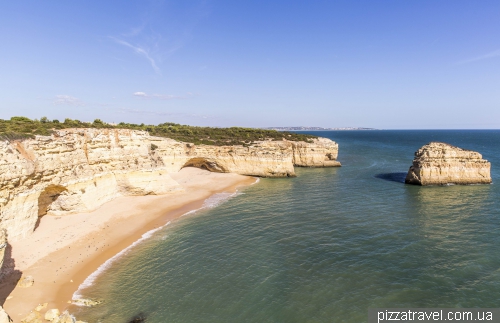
[181,209,199,217]
[202,192,242,208]
[251,178,261,185]
[72,190,244,301]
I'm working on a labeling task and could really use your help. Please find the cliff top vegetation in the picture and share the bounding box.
[0,116,317,146]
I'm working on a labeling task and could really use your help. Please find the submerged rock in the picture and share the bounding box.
[71,298,103,307]
[405,142,492,185]
[127,312,147,322]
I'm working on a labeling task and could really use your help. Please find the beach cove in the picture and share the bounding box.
[0,127,341,322]
[1,167,255,321]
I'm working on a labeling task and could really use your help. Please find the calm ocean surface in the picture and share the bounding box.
[75,130,500,323]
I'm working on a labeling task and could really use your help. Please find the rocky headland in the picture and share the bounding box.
[0,128,340,242]
[0,128,340,321]
[405,142,492,186]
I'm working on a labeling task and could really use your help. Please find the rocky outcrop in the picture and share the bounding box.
[17,275,34,288]
[291,138,341,167]
[0,306,12,323]
[0,129,340,240]
[44,309,60,321]
[20,311,42,323]
[23,309,76,323]
[57,311,76,323]
[405,142,492,186]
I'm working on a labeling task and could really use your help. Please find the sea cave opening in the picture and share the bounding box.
[181,157,227,173]
[35,184,68,230]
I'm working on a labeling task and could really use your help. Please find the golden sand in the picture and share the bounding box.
[1,168,255,321]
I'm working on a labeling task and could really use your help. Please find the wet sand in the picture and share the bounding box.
[0,168,255,322]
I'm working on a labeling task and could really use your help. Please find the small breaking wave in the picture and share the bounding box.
[73,190,244,301]
[72,221,171,301]
[202,192,242,208]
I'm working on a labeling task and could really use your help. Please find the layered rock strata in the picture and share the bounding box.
[0,129,340,240]
[405,142,492,186]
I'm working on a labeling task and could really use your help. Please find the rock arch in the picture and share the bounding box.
[37,185,68,218]
[182,157,227,173]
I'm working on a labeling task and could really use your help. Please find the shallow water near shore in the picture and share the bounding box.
[74,130,500,323]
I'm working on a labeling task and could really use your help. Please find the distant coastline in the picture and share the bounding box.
[264,127,377,131]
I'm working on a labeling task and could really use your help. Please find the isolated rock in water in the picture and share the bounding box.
[71,298,103,307]
[17,275,34,288]
[0,306,12,323]
[405,142,492,185]
[44,309,60,321]
[21,311,42,323]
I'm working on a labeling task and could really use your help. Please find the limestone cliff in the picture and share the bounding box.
[291,138,341,167]
[405,142,491,186]
[0,128,340,240]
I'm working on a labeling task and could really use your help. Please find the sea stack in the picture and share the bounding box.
[405,142,492,185]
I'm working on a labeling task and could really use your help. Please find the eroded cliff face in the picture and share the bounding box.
[291,138,341,167]
[0,129,340,240]
[405,142,491,186]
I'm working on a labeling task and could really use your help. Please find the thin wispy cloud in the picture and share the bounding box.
[108,2,209,76]
[53,95,85,106]
[457,49,500,65]
[133,92,197,100]
[111,37,161,75]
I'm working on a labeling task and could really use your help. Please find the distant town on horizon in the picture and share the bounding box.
[264,127,377,131]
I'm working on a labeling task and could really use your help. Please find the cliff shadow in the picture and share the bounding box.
[0,243,22,305]
[374,172,407,183]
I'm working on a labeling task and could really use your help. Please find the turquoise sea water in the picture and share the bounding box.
[75,130,500,323]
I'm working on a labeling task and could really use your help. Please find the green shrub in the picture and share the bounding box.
[10,116,32,122]
[0,116,317,146]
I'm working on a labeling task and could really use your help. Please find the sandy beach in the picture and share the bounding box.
[0,168,255,322]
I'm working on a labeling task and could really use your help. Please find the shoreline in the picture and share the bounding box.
[1,168,256,322]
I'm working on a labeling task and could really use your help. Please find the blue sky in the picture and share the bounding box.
[1,1,499,129]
